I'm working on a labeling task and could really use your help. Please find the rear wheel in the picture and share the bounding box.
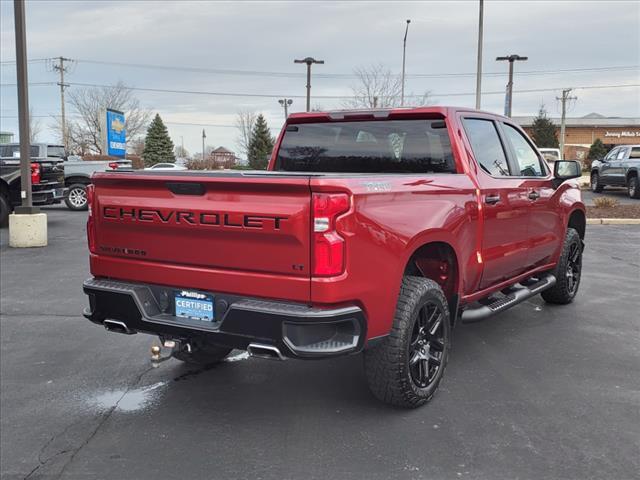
[171,343,233,366]
[542,228,583,304]
[591,172,603,193]
[364,276,451,408]
[64,183,89,211]
[628,175,640,199]
[0,192,10,227]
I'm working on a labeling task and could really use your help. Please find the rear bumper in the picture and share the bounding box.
[83,277,366,359]
[32,184,67,205]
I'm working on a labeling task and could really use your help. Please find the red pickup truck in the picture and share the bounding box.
[83,107,585,408]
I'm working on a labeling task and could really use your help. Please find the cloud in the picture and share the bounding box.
[1,0,638,153]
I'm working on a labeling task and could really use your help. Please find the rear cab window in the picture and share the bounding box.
[275,119,457,173]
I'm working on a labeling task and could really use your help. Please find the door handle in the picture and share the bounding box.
[528,190,540,200]
[485,194,500,205]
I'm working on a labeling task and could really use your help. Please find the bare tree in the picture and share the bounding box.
[29,108,42,143]
[235,111,257,159]
[55,81,151,155]
[345,64,432,109]
[174,145,190,159]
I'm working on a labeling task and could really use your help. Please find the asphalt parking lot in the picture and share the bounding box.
[1,206,639,480]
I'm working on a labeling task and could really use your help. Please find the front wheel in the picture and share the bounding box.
[364,276,451,408]
[591,172,604,193]
[541,228,583,304]
[628,175,640,199]
[64,183,89,211]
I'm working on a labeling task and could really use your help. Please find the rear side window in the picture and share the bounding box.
[275,119,456,173]
[463,119,510,176]
[616,148,629,160]
[630,147,640,159]
[0,145,39,158]
[503,124,545,176]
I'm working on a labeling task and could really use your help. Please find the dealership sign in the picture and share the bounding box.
[106,109,126,157]
[604,131,640,138]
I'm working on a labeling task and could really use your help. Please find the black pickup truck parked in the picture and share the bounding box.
[591,144,640,199]
[0,144,67,226]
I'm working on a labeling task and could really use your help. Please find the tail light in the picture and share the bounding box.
[108,162,119,170]
[86,184,96,253]
[30,163,41,184]
[312,192,350,276]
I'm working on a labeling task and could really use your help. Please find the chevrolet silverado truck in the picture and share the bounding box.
[82,107,585,408]
[590,144,640,199]
[0,145,66,226]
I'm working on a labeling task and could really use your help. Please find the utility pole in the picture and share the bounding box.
[202,129,206,161]
[401,19,411,107]
[294,57,324,112]
[13,0,33,212]
[475,0,484,109]
[496,54,528,117]
[557,88,577,160]
[52,56,71,152]
[11,0,47,248]
[278,98,293,118]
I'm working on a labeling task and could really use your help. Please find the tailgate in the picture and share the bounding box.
[92,172,312,277]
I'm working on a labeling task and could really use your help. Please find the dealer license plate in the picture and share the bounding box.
[175,291,215,321]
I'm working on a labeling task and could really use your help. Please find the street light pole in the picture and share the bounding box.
[401,19,411,107]
[13,0,34,213]
[202,129,206,161]
[496,54,528,117]
[294,57,324,112]
[475,0,484,109]
[278,98,293,119]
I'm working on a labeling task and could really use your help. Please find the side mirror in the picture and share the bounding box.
[552,160,582,188]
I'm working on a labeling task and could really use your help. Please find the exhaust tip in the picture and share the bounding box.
[103,319,135,335]
[247,343,286,361]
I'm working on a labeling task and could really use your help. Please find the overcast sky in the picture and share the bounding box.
[1,0,639,156]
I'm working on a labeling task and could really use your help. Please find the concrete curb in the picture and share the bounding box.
[587,218,640,225]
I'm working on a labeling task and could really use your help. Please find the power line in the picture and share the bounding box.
[73,59,640,79]
[65,81,640,99]
[1,81,637,100]
[2,57,638,79]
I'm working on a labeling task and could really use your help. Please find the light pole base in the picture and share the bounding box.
[9,212,47,248]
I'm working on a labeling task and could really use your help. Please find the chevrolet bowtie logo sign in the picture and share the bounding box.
[110,118,125,134]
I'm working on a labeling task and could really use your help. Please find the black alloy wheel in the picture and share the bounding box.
[409,301,445,388]
[565,241,582,296]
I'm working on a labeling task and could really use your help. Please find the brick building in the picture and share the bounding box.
[513,113,640,160]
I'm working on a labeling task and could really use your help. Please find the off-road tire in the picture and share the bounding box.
[364,276,451,408]
[0,193,9,228]
[541,228,583,304]
[591,172,604,193]
[172,344,233,366]
[628,175,640,199]
[64,183,89,211]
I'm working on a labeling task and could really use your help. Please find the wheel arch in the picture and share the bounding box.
[65,175,91,186]
[403,241,460,326]
[568,208,586,240]
[626,168,638,182]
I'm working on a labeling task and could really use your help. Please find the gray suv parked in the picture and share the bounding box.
[591,145,640,199]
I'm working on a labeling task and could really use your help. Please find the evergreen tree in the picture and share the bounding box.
[247,114,274,170]
[142,114,175,166]
[587,138,607,160]
[530,105,559,148]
